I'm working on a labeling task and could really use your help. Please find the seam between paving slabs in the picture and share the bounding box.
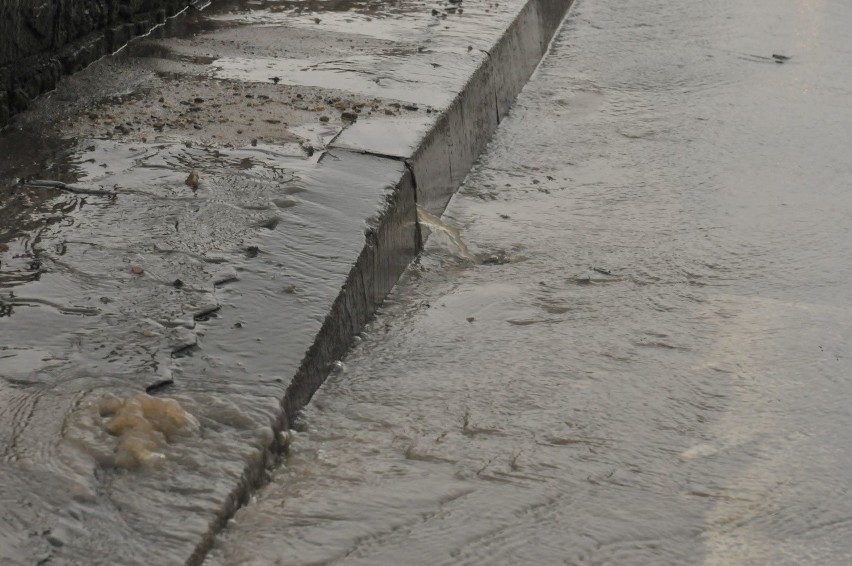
[185,0,577,564]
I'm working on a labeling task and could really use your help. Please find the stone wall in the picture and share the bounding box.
[0,0,198,126]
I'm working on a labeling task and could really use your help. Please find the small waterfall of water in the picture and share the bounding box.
[416,207,475,262]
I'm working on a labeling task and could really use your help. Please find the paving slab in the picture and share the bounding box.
[0,0,573,563]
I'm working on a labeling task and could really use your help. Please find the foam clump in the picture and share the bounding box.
[98,393,199,469]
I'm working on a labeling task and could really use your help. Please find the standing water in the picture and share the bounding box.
[201,0,852,563]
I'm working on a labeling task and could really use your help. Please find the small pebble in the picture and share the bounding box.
[185,170,200,190]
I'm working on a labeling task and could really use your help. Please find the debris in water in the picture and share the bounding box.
[772,53,791,62]
[273,198,297,209]
[145,379,174,394]
[479,250,514,265]
[24,179,115,196]
[130,265,144,275]
[255,216,281,230]
[192,303,221,321]
[212,267,238,286]
[98,393,198,469]
[185,170,200,190]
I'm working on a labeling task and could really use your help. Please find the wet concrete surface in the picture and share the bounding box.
[206,0,852,564]
[0,0,574,564]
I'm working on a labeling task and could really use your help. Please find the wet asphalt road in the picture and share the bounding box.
[207,0,852,564]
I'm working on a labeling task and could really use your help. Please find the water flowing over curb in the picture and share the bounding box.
[193,1,575,562]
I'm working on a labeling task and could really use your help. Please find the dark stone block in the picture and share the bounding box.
[0,91,9,125]
[0,0,197,127]
[9,88,29,112]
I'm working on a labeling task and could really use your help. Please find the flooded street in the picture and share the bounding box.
[0,0,547,562]
[208,0,852,564]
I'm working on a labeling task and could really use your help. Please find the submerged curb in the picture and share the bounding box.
[191,0,576,563]
[285,0,575,428]
[202,0,575,563]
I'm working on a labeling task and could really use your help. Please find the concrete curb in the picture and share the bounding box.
[288,0,575,428]
[188,0,575,562]
[188,164,420,566]
[0,0,203,127]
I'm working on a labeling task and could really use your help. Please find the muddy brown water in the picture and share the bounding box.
[205,0,852,564]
